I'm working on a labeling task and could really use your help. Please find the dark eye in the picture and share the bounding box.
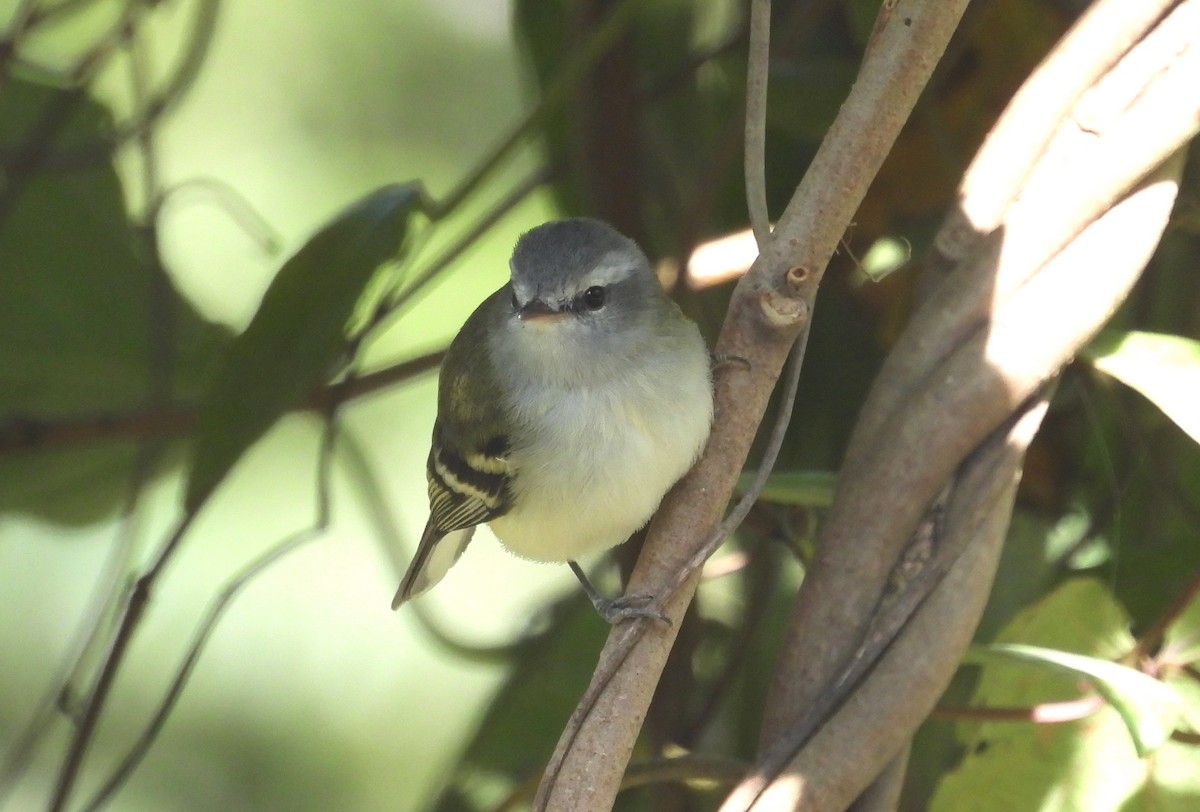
[510,290,520,310]
[581,286,606,310]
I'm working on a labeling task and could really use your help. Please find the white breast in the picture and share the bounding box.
[487,338,713,562]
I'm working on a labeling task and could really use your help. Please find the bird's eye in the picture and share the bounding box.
[581,286,606,310]
[510,290,520,310]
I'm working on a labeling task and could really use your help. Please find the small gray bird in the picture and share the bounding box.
[391,218,713,620]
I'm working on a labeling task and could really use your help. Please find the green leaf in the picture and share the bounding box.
[0,76,231,524]
[185,184,422,511]
[1081,330,1200,445]
[970,644,1183,757]
[736,470,836,507]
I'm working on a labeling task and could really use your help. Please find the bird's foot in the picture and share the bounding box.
[590,592,670,625]
[569,561,671,625]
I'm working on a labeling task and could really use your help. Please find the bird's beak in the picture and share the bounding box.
[517,298,567,323]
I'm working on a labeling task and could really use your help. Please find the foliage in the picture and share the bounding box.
[1,0,1199,810]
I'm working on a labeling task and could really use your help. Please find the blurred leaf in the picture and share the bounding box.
[842,0,882,44]
[736,469,836,507]
[858,235,912,282]
[0,76,231,524]
[1081,330,1200,446]
[766,57,857,143]
[971,644,1182,757]
[432,597,609,811]
[186,184,422,511]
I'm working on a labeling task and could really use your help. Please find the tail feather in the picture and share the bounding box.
[391,525,475,609]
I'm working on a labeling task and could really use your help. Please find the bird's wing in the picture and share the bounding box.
[393,289,517,608]
[391,425,513,609]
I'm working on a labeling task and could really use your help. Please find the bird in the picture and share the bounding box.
[391,218,713,621]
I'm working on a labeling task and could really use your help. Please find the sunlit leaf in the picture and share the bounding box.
[185,184,423,511]
[1081,330,1200,446]
[971,644,1182,757]
[932,579,1198,812]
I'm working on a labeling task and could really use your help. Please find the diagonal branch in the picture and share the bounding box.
[533,2,971,809]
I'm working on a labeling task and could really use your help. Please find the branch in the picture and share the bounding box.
[0,350,443,456]
[533,2,971,809]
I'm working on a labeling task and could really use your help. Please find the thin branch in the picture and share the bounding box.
[931,694,1106,724]
[46,511,197,812]
[0,349,444,456]
[365,164,552,337]
[743,0,772,247]
[0,0,222,175]
[157,176,282,257]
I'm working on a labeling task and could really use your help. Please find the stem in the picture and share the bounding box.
[743,0,772,247]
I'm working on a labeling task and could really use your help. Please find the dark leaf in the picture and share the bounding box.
[185,183,422,511]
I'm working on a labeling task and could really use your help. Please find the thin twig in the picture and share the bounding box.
[79,415,341,811]
[46,510,197,812]
[426,0,641,220]
[365,164,552,337]
[668,324,809,600]
[157,176,282,257]
[0,349,444,456]
[744,0,772,248]
[1,0,222,175]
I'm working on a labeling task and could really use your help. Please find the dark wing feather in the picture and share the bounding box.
[392,287,517,609]
[392,427,513,608]
[426,428,510,532]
